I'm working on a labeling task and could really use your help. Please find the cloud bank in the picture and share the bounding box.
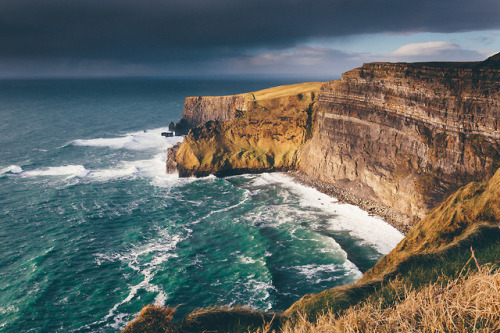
[0,0,498,76]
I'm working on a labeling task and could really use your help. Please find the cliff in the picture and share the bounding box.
[126,53,500,332]
[298,56,500,220]
[169,82,324,177]
[170,53,500,222]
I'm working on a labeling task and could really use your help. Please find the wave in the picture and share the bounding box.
[21,165,88,178]
[94,227,183,329]
[292,260,363,284]
[187,188,250,226]
[0,165,23,175]
[71,127,182,151]
[250,173,404,254]
[7,154,184,188]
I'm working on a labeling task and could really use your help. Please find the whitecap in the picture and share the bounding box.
[22,165,88,178]
[255,173,404,254]
[87,152,186,188]
[71,127,182,151]
[88,164,139,181]
[292,260,363,284]
[93,228,183,329]
[0,165,23,175]
[238,255,257,264]
[187,189,250,226]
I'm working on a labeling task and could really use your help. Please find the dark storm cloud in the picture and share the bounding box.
[0,0,499,63]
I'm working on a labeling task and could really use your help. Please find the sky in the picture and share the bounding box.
[0,0,499,78]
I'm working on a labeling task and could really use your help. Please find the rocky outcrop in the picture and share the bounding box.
[174,94,247,135]
[169,82,325,176]
[168,53,500,222]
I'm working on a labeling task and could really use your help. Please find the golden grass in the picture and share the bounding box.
[360,167,500,283]
[122,305,177,333]
[266,266,500,333]
[286,169,500,319]
[250,82,325,101]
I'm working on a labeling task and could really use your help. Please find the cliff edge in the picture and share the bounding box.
[299,55,500,221]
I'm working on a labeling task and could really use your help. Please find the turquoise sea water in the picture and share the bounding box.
[0,78,403,332]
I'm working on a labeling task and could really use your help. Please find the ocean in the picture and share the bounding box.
[0,78,403,332]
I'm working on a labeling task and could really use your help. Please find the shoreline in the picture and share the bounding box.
[286,170,413,235]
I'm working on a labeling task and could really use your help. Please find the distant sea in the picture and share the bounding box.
[0,78,403,332]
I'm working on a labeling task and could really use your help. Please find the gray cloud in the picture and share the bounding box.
[0,0,499,76]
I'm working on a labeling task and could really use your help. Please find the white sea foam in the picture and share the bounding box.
[242,279,276,311]
[0,165,23,175]
[251,173,404,254]
[238,255,258,264]
[22,165,89,178]
[187,189,250,226]
[70,127,184,187]
[72,127,181,151]
[293,260,363,284]
[89,151,190,188]
[88,164,139,181]
[15,127,184,187]
[94,227,183,329]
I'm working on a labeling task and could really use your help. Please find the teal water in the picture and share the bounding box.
[0,78,403,332]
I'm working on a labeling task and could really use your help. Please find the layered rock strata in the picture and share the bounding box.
[298,56,500,220]
[168,53,500,222]
[174,94,247,135]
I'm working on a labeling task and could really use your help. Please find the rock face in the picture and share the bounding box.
[170,82,325,176]
[360,166,500,283]
[174,94,247,135]
[169,53,500,220]
[298,57,500,220]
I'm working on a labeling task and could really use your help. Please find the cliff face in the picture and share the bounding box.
[169,54,500,220]
[170,82,324,176]
[298,58,500,220]
[175,94,247,135]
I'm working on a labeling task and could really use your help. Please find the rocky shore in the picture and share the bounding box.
[287,170,413,234]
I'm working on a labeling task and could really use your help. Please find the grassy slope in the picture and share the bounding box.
[277,267,500,332]
[285,168,500,321]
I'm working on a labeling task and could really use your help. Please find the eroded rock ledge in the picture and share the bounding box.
[168,53,500,225]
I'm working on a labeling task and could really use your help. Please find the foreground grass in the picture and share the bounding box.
[123,264,500,333]
[275,266,500,333]
[286,168,500,320]
[122,306,281,333]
